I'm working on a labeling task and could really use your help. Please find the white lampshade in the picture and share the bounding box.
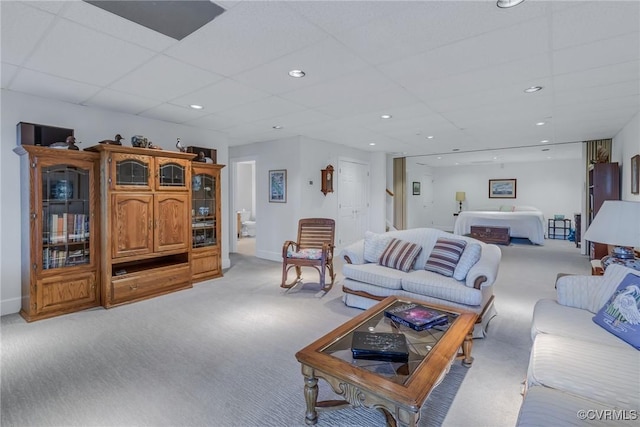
[584,201,640,248]
[455,192,466,202]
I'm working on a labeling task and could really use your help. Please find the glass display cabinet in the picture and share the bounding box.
[14,145,100,321]
[191,163,224,282]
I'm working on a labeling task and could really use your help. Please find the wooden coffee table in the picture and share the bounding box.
[295,296,477,427]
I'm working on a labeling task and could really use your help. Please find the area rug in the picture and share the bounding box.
[311,363,469,426]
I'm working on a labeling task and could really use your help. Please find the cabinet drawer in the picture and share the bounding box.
[111,264,190,303]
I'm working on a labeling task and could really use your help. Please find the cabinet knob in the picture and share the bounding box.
[130,284,138,290]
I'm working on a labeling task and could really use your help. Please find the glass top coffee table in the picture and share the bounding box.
[295,296,478,427]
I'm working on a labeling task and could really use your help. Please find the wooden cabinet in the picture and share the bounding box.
[14,145,100,321]
[191,163,224,282]
[587,163,620,259]
[470,225,511,245]
[87,144,196,308]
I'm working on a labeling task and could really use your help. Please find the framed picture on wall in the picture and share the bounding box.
[412,181,420,195]
[632,154,639,195]
[489,179,517,198]
[269,169,287,203]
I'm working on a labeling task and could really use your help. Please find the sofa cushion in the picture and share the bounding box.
[379,238,422,272]
[401,270,482,306]
[342,263,404,290]
[424,238,466,277]
[527,334,640,409]
[517,386,622,427]
[531,299,629,348]
[592,273,640,349]
[453,243,481,281]
[363,231,392,263]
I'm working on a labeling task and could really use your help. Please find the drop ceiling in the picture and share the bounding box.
[2,1,639,167]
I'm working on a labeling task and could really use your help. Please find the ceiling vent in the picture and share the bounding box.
[85,1,225,40]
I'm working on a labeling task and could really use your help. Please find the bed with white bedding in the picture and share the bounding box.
[453,206,546,245]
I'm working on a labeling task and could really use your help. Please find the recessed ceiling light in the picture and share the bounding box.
[541,139,549,143]
[272,125,283,129]
[497,0,526,8]
[536,122,546,126]
[524,86,542,93]
[437,156,442,160]
[493,156,498,160]
[288,69,305,78]
[189,104,203,110]
[426,135,434,139]
[369,143,376,146]
[381,114,392,119]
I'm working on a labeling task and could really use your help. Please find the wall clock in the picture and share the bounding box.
[321,165,334,195]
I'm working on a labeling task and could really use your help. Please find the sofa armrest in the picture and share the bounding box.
[555,275,604,312]
[465,244,501,289]
[339,240,366,264]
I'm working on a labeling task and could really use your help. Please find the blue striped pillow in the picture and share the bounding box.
[379,238,422,272]
[425,238,467,277]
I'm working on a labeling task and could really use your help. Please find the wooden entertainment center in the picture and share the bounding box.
[15,126,224,321]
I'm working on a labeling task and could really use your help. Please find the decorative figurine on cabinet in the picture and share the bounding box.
[66,135,80,150]
[99,134,124,145]
[176,137,187,152]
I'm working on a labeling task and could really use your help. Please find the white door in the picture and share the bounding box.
[421,172,434,226]
[338,160,369,247]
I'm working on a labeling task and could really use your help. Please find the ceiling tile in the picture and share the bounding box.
[10,68,101,103]
[164,1,327,76]
[83,88,162,115]
[233,38,370,95]
[24,19,156,86]
[1,63,19,89]
[138,103,209,124]
[0,2,55,65]
[553,33,640,75]
[215,96,306,123]
[170,78,269,113]
[109,55,224,102]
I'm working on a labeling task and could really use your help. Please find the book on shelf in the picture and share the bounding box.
[351,331,409,363]
[384,302,448,331]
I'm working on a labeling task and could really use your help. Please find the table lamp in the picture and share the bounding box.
[455,192,466,213]
[583,200,640,271]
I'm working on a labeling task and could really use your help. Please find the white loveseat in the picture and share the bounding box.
[339,228,502,337]
[517,264,640,426]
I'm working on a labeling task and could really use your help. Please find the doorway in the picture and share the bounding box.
[233,159,256,256]
[337,159,370,248]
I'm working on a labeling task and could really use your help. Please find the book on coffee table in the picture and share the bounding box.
[384,302,448,331]
[351,331,409,363]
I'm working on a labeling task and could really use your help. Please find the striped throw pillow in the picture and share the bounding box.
[379,238,422,272]
[425,238,467,277]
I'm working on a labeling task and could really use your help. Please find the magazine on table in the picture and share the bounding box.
[384,302,449,331]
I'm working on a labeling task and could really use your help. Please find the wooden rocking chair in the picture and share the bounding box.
[281,218,336,291]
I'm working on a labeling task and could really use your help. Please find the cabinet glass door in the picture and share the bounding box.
[41,164,91,270]
[192,172,216,248]
[156,158,189,190]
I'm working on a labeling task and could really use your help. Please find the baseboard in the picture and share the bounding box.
[1,296,22,316]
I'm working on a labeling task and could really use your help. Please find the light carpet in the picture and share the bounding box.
[0,239,589,426]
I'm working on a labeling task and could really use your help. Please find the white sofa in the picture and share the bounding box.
[517,264,640,426]
[339,228,502,337]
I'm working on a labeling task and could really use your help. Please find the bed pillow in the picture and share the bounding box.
[499,205,515,212]
[592,273,640,349]
[424,238,467,277]
[379,238,422,272]
[364,231,392,263]
[513,206,540,212]
[453,243,482,281]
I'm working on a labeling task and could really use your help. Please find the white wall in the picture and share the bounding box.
[1,90,229,315]
[429,159,583,232]
[229,136,375,261]
[612,112,640,202]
